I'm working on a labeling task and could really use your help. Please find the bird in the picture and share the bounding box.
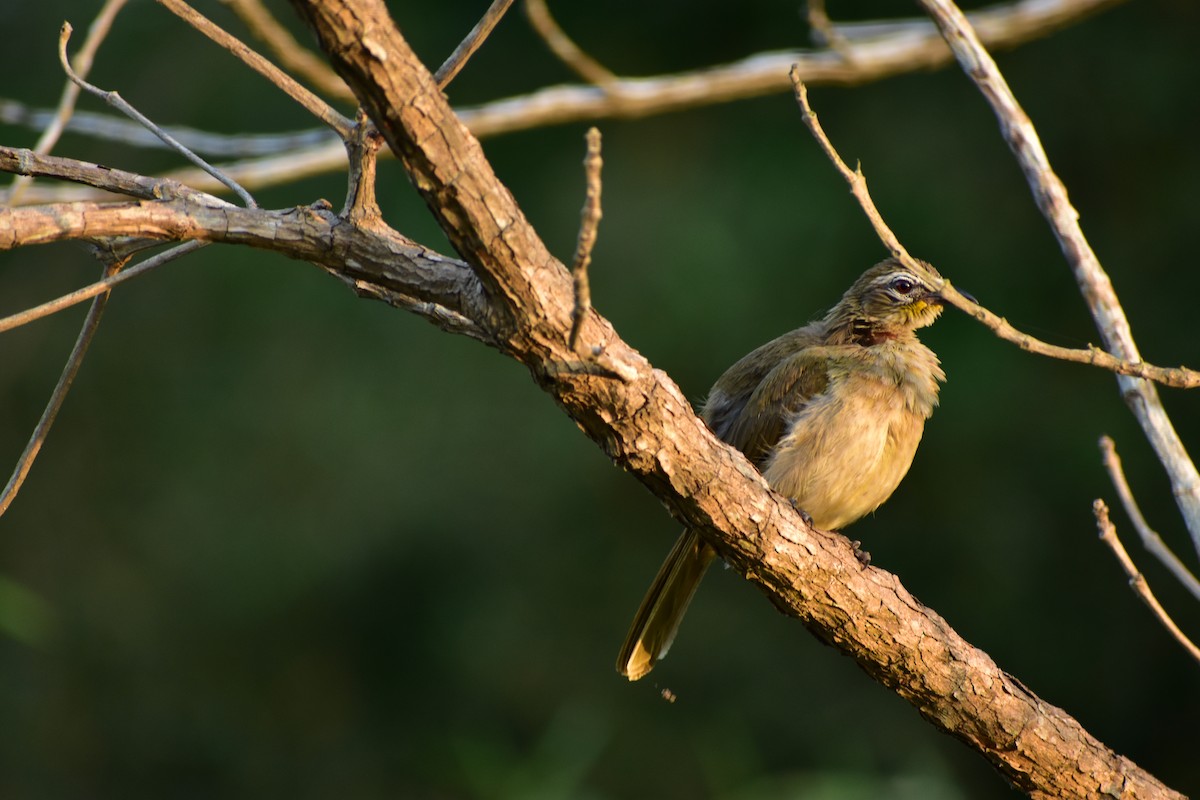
[616,257,948,681]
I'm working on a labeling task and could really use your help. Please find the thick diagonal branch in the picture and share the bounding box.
[285,0,1180,796]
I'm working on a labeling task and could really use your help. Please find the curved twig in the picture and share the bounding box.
[5,0,129,206]
[1099,437,1200,602]
[1093,500,1200,664]
[2,0,1126,205]
[917,0,1200,565]
[789,74,1200,390]
[59,22,258,207]
[524,0,617,85]
[221,0,353,100]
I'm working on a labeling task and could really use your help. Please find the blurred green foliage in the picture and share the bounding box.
[1,0,1198,797]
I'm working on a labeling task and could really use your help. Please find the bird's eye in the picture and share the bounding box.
[890,277,915,295]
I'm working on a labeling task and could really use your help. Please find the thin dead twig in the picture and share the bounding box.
[524,0,617,86]
[59,22,257,208]
[0,241,204,515]
[0,257,123,517]
[3,0,1126,205]
[1093,500,1200,665]
[0,139,349,206]
[221,0,353,101]
[435,0,517,89]
[951,297,1200,388]
[1099,436,1200,603]
[0,241,207,334]
[3,0,186,517]
[154,0,353,140]
[0,145,226,203]
[805,0,855,59]
[0,101,337,157]
[789,75,909,263]
[458,0,1124,137]
[917,0,1200,564]
[568,127,602,352]
[6,0,129,206]
[788,73,1200,390]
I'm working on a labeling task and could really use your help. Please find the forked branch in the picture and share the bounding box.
[283,0,1181,794]
[789,73,1200,390]
[0,1,1181,795]
[916,0,1200,579]
[0,0,1126,205]
[1100,436,1200,602]
[1093,500,1200,664]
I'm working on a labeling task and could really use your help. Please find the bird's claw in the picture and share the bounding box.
[850,540,872,568]
[788,498,814,528]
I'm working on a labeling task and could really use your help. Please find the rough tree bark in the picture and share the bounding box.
[0,0,1184,797]
[263,1,1175,797]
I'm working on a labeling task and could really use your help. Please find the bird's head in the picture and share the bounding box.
[829,257,946,335]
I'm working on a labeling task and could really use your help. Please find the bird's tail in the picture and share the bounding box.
[615,529,716,680]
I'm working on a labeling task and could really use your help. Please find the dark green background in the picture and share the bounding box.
[1,0,1198,797]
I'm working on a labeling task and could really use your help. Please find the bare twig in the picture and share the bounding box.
[0,145,227,203]
[944,292,1200,388]
[0,176,209,515]
[524,0,617,86]
[58,22,258,208]
[831,0,1121,42]
[0,139,349,206]
[788,73,1200,390]
[220,0,353,100]
[6,0,129,206]
[457,0,1123,136]
[1093,500,1200,665]
[917,0,1200,563]
[0,257,127,516]
[1099,436,1200,603]
[568,127,602,352]
[789,74,909,262]
[0,241,206,334]
[2,0,1126,206]
[0,164,493,336]
[153,0,353,140]
[805,0,855,58]
[0,240,202,514]
[352,280,490,344]
[434,0,517,89]
[0,101,337,157]
[341,112,384,226]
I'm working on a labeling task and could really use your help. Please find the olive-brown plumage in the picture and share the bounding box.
[616,258,947,680]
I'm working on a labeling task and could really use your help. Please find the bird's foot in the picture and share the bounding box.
[788,498,814,528]
[850,540,872,568]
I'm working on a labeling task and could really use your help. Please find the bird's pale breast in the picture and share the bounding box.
[761,341,941,530]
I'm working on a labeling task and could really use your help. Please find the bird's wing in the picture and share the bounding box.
[712,348,833,467]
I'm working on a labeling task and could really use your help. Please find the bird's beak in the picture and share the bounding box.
[927,285,976,306]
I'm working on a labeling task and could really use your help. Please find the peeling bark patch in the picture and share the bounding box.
[362,36,388,61]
